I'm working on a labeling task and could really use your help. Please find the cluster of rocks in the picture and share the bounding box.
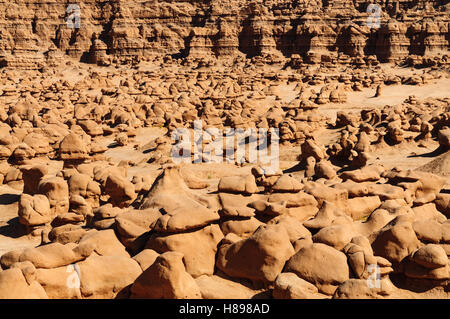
[1,156,448,299]
[0,75,448,299]
[144,91,450,166]
[321,96,450,167]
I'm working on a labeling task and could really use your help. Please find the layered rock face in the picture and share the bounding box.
[0,0,448,68]
[0,0,449,302]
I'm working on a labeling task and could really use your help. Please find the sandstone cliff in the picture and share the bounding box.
[0,0,448,68]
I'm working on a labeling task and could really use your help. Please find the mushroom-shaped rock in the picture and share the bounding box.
[344,237,393,280]
[303,182,348,211]
[146,224,224,278]
[217,224,295,283]
[77,255,142,298]
[248,199,288,216]
[18,243,81,269]
[12,143,36,164]
[130,251,202,299]
[115,208,162,252]
[18,194,52,228]
[218,175,259,194]
[315,160,337,179]
[77,119,103,137]
[312,224,358,251]
[21,165,48,195]
[58,133,88,163]
[37,177,69,215]
[303,201,352,230]
[404,244,450,280]
[23,133,53,157]
[48,224,87,245]
[267,215,312,244]
[104,174,137,208]
[68,173,101,208]
[76,229,130,258]
[272,174,304,193]
[92,203,122,219]
[140,165,219,232]
[370,216,421,265]
[300,139,327,162]
[69,195,92,218]
[218,193,256,217]
[285,243,350,295]
[412,244,448,269]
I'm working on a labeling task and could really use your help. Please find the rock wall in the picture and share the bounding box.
[0,0,448,68]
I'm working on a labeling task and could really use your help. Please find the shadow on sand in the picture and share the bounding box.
[0,193,20,205]
[0,217,28,238]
